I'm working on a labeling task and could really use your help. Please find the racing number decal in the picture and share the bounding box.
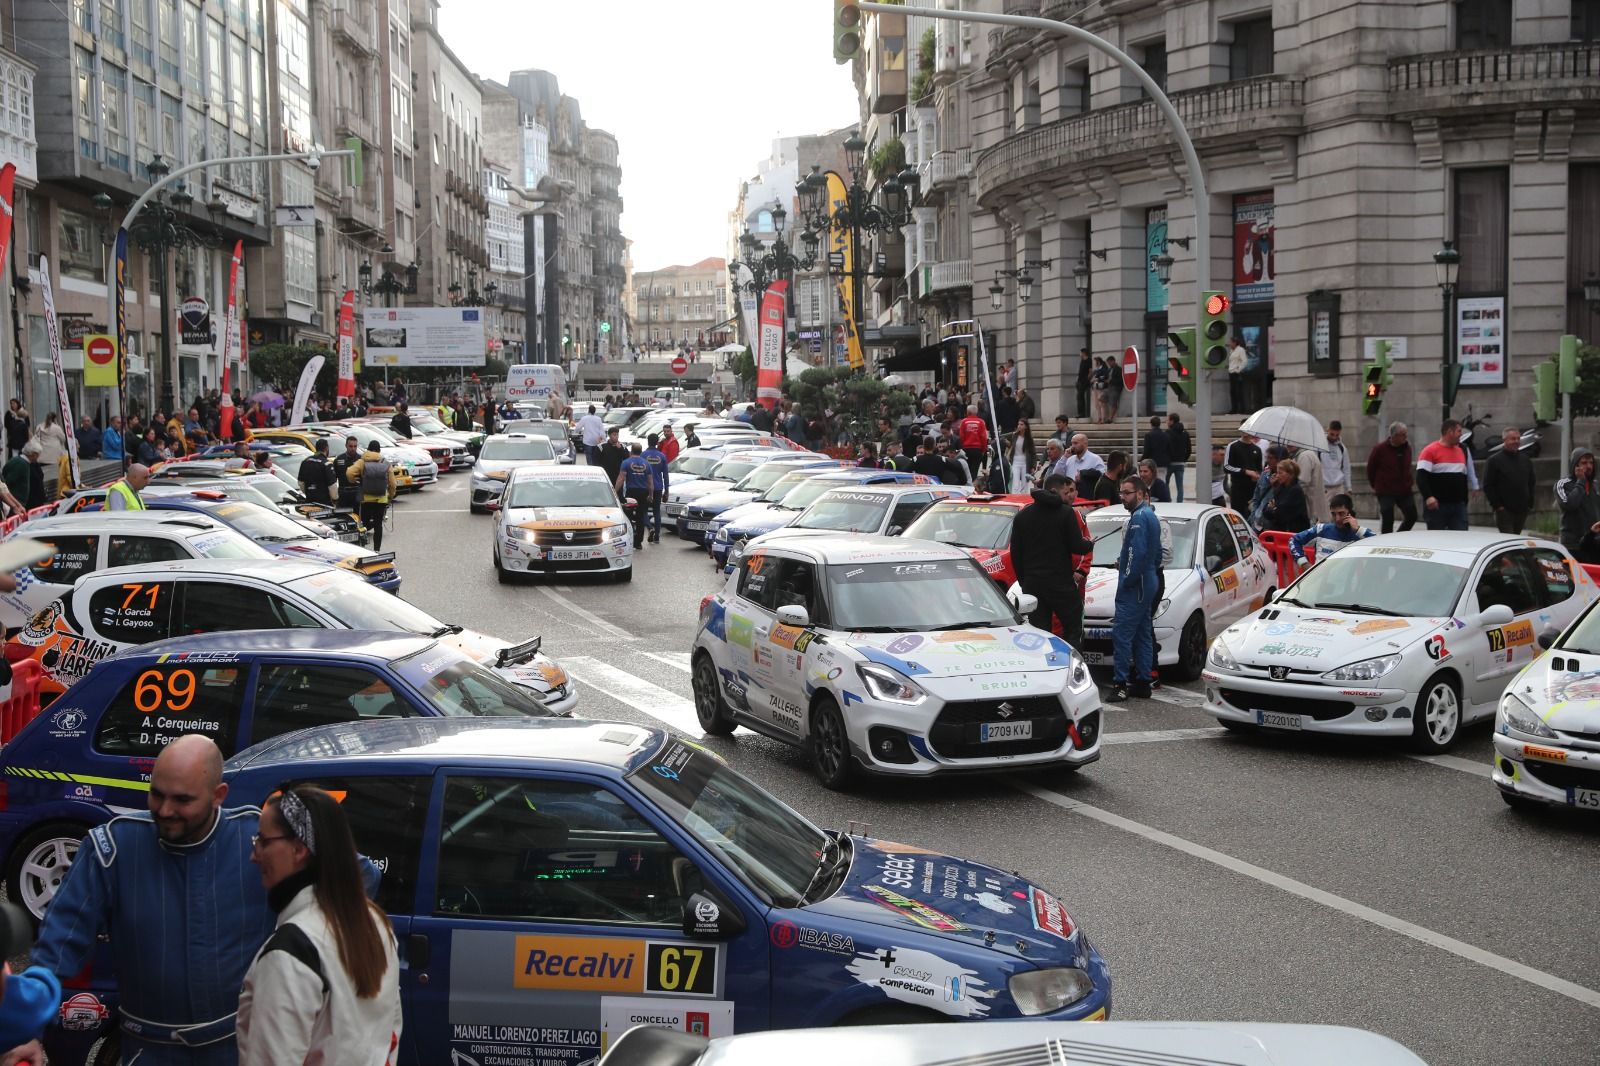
[645,944,716,996]
[121,583,163,610]
[133,668,196,712]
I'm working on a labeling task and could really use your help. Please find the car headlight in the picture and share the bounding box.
[510,527,538,543]
[1321,653,1402,682]
[1009,967,1094,1016]
[1157,598,1171,616]
[1208,638,1239,673]
[856,662,926,705]
[1066,653,1093,694]
[1499,692,1557,739]
[606,523,630,540]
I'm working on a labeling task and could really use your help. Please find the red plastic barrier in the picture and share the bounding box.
[1583,563,1600,587]
[0,659,44,743]
[1257,529,1314,589]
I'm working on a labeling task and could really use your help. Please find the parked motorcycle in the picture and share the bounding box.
[1461,406,1543,460]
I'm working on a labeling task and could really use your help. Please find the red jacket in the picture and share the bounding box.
[957,416,989,449]
[1365,438,1414,496]
[660,434,680,461]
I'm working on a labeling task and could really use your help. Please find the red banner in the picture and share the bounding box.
[221,241,242,385]
[756,281,787,411]
[336,290,356,397]
[0,164,16,272]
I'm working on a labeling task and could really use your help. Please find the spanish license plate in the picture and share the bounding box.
[980,721,1033,742]
[685,521,712,531]
[546,549,587,562]
[1257,710,1305,730]
[1086,627,1112,641]
[1570,787,1600,810]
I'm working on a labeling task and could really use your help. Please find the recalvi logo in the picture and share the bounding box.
[515,936,645,992]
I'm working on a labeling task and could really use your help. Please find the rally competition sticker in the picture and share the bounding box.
[844,946,995,1018]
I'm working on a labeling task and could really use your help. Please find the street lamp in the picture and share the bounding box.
[734,202,815,297]
[991,260,1051,305]
[1152,250,1175,286]
[1584,271,1600,311]
[1434,238,1462,421]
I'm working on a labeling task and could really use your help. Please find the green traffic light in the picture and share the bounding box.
[1533,361,1559,422]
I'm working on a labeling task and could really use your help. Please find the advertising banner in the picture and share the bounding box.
[825,171,865,369]
[221,240,242,392]
[505,364,568,409]
[36,257,81,487]
[362,307,487,367]
[114,229,128,414]
[756,281,787,410]
[1145,206,1168,313]
[179,296,211,346]
[0,164,16,272]
[290,355,324,426]
[1456,295,1505,387]
[336,290,356,397]
[1233,191,1275,303]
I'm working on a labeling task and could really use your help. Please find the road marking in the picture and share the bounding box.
[396,507,471,513]
[1145,688,1206,708]
[534,587,635,641]
[1409,753,1494,778]
[1102,727,1228,745]
[563,655,706,736]
[644,651,693,673]
[1018,781,1600,1010]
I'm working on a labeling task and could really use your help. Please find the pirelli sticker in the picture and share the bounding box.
[514,936,720,997]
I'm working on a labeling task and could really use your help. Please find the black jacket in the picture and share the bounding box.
[598,442,629,487]
[1166,424,1192,463]
[1556,448,1600,550]
[332,450,362,505]
[1483,448,1535,514]
[389,412,412,439]
[1084,470,1122,505]
[299,454,336,504]
[911,452,949,482]
[1009,490,1095,591]
[1262,481,1310,533]
[1143,429,1172,467]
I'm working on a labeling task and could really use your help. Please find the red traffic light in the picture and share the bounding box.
[1204,293,1230,316]
[1168,357,1190,378]
[1364,382,1381,399]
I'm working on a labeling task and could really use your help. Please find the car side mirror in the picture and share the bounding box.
[775,604,809,627]
[886,525,903,536]
[683,889,745,941]
[1478,603,1515,628]
[484,499,500,512]
[1537,628,1558,651]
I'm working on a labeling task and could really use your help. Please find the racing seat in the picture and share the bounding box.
[437,805,569,916]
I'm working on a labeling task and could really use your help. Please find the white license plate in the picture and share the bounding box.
[546,549,589,561]
[1082,652,1106,664]
[1257,710,1305,730]
[666,505,685,517]
[980,721,1033,742]
[1086,627,1112,641]
[685,521,712,531]
[1571,787,1600,810]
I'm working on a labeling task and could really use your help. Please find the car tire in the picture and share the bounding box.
[1172,613,1207,682]
[808,695,855,791]
[691,652,736,735]
[6,822,89,922]
[1411,673,1462,753]
[493,546,511,585]
[469,503,484,515]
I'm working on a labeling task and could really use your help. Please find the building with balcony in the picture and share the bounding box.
[0,43,36,413]
[484,160,526,360]
[636,258,727,351]
[412,0,483,318]
[584,127,625,360]
[968,0,1600,433]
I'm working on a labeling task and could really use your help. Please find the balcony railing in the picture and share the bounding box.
[918,258,971,299]
[1388,41,1600,116]
[334,105,376,147]
[0,49,36,185]
[336,190,380,230]
[927,149,972,190]
[330,7,377,55]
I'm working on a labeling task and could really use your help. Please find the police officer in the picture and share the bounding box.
[331,435,362,512]
[298,438,336,505]
[641,433,670,543]
[615,443,653,549]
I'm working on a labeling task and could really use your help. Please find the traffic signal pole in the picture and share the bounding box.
[857,2,1213,495]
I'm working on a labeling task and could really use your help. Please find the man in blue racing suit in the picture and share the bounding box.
[1108,477,1161,703]
[1289,492,1376,567]
[641,433,670,543]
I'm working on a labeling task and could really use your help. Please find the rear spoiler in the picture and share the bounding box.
[304,506,337,520]
[495,635,544,668]
[364,551,397,566]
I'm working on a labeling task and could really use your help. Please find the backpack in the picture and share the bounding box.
[360,457,391,496]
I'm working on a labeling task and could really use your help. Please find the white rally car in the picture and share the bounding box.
[1079,503,1272,680]
[469,432,558,513]
[690,534,1103,789]
[492,465,633,583]
[1202,532,1596,752]
[1491,594,1600,813]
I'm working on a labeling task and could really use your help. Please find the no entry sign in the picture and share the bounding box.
[670,355,689,376]
[1122,346,1140,391]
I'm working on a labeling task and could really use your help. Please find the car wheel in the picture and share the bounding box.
[809,695,855,790]
[691,652,736,735]
[1411,674,1462,753]
[1172,613,1207,682]
[6,822,89,921]
[469,503,484,515]
[493,546,511,585]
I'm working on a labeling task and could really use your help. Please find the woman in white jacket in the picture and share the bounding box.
[237,786,402,1066]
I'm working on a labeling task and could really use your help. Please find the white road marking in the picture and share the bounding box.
[563,655,706,736]
[644,651,693,673]
[1145,688,1206,707]
[534,587,635,641]
[1409,753,1494,778]
[1102,727,1228,745]
[1018,782,1600,1010]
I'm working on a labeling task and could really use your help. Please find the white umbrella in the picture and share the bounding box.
[1239,405,1328,454]
[712,342,746,354]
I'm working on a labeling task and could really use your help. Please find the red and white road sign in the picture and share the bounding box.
[670,355,689,376]
[84,335,116,367]
[1122,346,1140,391]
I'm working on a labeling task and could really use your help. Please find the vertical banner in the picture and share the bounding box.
[220,240,242,400]
[739,289,758,351]
[114,229,129,421]
[336,290,356,397]
[1145,206,1168,313]
[0,164,16,270]
[825,171,865,370]
[36,257,81,487]
[290,355,324,426]
[1232,191,1275,303]
[756,281,787,410]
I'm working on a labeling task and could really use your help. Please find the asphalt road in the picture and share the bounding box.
[389,468,1600,1065]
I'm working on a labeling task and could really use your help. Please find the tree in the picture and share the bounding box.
[1570,343,1600,417]
[249,343,338,396]
[787,366,913,441]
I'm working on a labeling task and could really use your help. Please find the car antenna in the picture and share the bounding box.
[845,820,872,841]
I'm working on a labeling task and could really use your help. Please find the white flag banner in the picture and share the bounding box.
[37,256,80,487]
[290,355,325,426]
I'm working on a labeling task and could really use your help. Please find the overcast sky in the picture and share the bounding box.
[440,1,861,273]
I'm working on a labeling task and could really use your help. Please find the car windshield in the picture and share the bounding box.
[410,415,450,434]
[734,462,813,493]
[206,500,319,542]
[480,438,555,462]
[1556,600,1600,654]
[708,459,762,483]
[758,470,830,503]
[188,531,274,559]
[506,478,618,509]
[510,422,566,442]
[241,477,295,504]
[794,491,890,532]
[629,739,828,908]
[603,409,638,426]
[405,657,552,718]
[286,569,450,631]
[903,504,1016,549]
[670,454,721,477]
[352,424,402,447]
[1281,550,1468,617]
[826,557,1016,630]
[780,478,863,512]
[1088,515,1198,569]
[267,452,307,477]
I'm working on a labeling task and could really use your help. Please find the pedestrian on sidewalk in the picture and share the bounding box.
[1142,416,1171,485]
[1224,431,1263,515]
[1366,421,1417,533]
[1164,414,1191,503]
[3,400,28,459]
[1483,427,1536,534]
[1320,420,1351,512]
[1416,419,1476,531]
[1555,447,1600,562]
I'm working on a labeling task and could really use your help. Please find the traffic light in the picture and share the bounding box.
[1534,360,1558,422]
[600,321,611,334]
[562,323,571,348]
[1199,291,1230,369]
[833,0,862,63]
[1559,333,1582,394]
[1361,340,1394,417]
[1166,327,1196,404]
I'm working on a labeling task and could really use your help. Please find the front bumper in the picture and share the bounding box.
[678,511,724,545]
[498,532,633,574]
[403,461,439,487]
[1491,732,1600,810]
[1200,670,1414,735]
[841,690,1103,777]
[471,478,506,506]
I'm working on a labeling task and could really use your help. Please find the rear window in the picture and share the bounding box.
[93,663,248,756]
[480,438,555,462]
[903,504,1016,549]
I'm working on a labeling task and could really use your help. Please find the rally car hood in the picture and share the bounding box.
[723,505,801,536]
[805,836,1087,961]
[1223,603,1448,668]
[1082,567,1200,617]
[668,479,734,505]
[474,458,553,480]
[1506,654,1600,735]
[270,538,383,569]
[503,506,625,529]
[438,628,570,697]
[842,626,1075,683]
[687,488,760,512]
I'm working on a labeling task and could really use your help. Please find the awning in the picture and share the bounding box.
[879,341,944,372]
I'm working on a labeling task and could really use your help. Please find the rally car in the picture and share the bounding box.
[903,494,1046,592]
[1080,503,1273,681]
[1202,532,1596,752]
[333,421,447,483]
[253,426,430,491]
[469,432,559,512]
[4,558,576,712]
[0,512,274,631]
[708,470,932,568]
[493,465,633,583]
[722,484,970,572]
[343,416,464,473]
[498,417,575,463]
[0,630,562,919]
[150,462,366,542]
[664,451,791,524]
[1491,592,1600,813]
[692,535,1102,788]
[30,718,1108,1064]
[382,408,482,460]
[677,456,842,544]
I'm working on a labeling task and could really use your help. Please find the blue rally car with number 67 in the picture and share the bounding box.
[41,717,1113,1065]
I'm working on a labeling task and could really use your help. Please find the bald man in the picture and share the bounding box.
[105,462,151,511]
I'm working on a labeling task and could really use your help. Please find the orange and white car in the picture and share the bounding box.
[492,465,633,584]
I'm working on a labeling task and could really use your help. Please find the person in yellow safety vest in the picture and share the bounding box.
[106,463,152,511]
[54,452,75,501]
[345,441,399,552]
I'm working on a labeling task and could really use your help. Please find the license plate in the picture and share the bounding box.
[666,505,685,517]
[1082,651,1106,664]
[980,721,1033,742]
[1086,627,1112,641]
[1257,710,1305,730]
[685,521,712,531]
[1571,788,1600,810]
[547,549,588,561]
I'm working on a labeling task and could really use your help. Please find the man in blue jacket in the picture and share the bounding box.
[1289,493,1376,567]
[1109,477,1161,702]
[641,433,670,543]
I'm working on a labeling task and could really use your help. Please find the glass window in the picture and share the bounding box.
[1527,549,1575,608]
[250,662,416,743]
[158,0,179,79]
[1577,0,1600,41]
[130,0,152,65]
[205,20,225,106]
[1204,516,1240,573]
[1474,551,1540,615]
[87,579,176,644]
[904,503,1014,549]
[182,4,202,95]
[100,0,124,47]
[1454,168,1507,294]
[107,535,188,568]
[93,663,247,756]
[1137,38,1167,93]
[228,36,246,123]
[1227,512,1255,558]
[1228,17,1274,79]
[30,536,99,584]
[280,775,428,916]
[174,581,320,635]
[737,550,777,610]
[768,558,824,622]
[888,493,932,532]
[101,63,129,170]
[1456,0,1511,49]
[435,776,687,926]
[793,491,891,533]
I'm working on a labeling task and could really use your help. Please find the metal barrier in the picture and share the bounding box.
[0,659,44,743]
[1256,530,1313,589]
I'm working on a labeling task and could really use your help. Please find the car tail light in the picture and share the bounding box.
[699,594,714,615]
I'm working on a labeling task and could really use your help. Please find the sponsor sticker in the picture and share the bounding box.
[1029,887,1075,941]
[861,884,969,933]
[844,947,994,1018]
[1486,619,1535,653]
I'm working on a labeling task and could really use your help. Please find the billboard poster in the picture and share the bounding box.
[361,306,487,367]
[1145,206,1168,313]
[1232,191,1275,303]
[1456,296,1505,387]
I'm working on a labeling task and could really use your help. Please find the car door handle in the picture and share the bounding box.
[407,932,431,980]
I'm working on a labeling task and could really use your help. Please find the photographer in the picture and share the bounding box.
[1288,493,1377,568]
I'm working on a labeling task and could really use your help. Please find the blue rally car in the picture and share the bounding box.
[46,717,1112,1065]
[708,469,934,567]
